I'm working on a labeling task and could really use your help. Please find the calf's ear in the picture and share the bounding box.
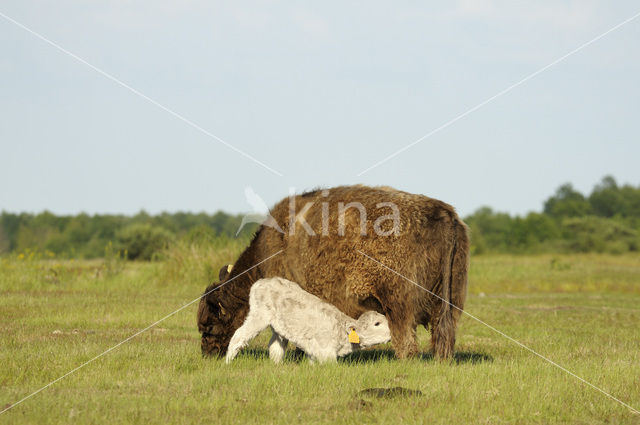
[346,324,361,334]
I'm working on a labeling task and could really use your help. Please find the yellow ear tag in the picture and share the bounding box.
[226,264,233,273]
[348,328,360,344]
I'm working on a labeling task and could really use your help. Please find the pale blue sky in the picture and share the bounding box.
[1,1,639,217]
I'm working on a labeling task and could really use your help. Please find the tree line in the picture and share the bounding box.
[466,176,640,254]
[0,210,257,260]
[1,176,639,259]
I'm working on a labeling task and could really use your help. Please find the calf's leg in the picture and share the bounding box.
[315,348,338,364]
[302,341,337,364]
[268,329,288,364]
[225,312,268,363]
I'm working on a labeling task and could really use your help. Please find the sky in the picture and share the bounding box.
[1,1,639,218]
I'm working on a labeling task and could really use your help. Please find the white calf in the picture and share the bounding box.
[225,277,391,364]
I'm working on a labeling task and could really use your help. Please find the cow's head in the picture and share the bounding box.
[197,264,245,357]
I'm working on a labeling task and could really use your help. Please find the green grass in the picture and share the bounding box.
[1,253,639,424]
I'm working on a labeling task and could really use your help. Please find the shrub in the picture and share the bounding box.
[116,224,174,261]
[560,216,638,254]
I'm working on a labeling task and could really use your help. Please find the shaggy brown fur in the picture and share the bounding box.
[218,264,233,282]
[197,185,469,359]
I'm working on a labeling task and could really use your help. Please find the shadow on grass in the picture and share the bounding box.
[234,347,492,364]
[234,347,307,363]
[342,349,492,364]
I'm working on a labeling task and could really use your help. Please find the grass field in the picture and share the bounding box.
[1,252,639,424]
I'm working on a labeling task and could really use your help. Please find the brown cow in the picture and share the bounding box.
[197,185,469,359]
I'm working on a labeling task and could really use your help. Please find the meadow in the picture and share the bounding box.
[1,246,639,424]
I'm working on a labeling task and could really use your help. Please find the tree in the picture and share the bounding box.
[0,227,9,254]
[543,183,591,218]
[464,207,514,252]
[588,176,639,218]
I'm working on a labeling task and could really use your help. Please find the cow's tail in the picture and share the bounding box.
[432,216,470,360]
[450,218,469,326]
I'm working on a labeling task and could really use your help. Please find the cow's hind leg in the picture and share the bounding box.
[430,306,455,360]
[429,223,466,360]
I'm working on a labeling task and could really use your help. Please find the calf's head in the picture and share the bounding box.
[352,311,391,348]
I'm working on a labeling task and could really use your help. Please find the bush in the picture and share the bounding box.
[560,216,638,254]
[116,224,174,261]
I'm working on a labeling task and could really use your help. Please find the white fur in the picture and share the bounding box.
[225,277,391,364]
